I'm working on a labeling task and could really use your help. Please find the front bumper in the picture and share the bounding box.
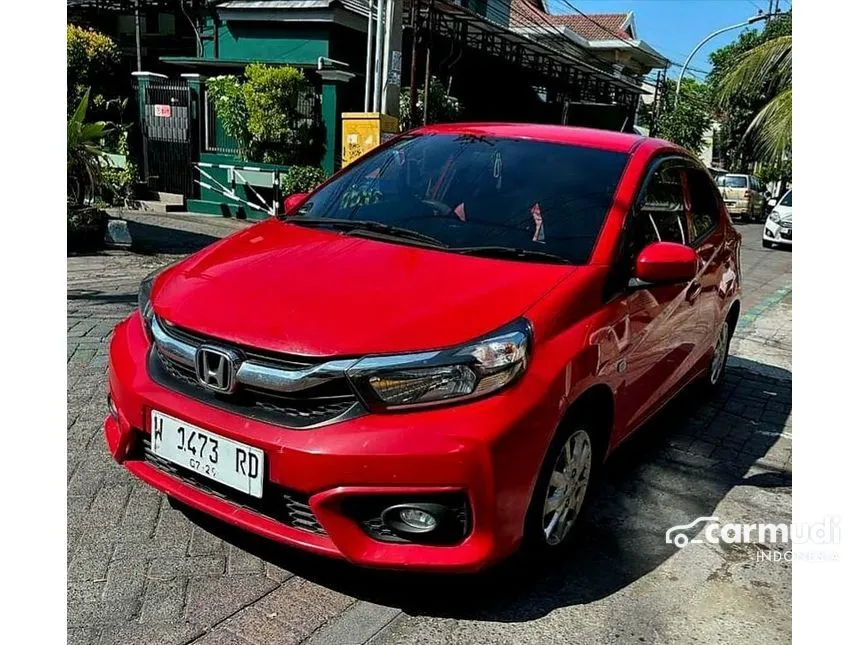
[763,220,792,245]
[105,313,557,571]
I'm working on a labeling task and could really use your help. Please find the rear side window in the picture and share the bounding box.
[686,168,721,241]
[634,164,687,247]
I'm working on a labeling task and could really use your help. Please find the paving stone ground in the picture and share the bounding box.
[68,218,791,645]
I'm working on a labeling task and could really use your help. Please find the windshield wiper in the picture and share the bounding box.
[287,217,447,248]
[450,246,573,265]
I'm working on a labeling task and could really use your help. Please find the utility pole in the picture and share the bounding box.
[133,0,142,71]
[381,0,403,117]
[364,1,375,112]
[649,69,664,138]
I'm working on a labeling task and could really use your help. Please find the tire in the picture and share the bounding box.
[762,239,773,249]
[701,318,732,393]
[522,422,599,558]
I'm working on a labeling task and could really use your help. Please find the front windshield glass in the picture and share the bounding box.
[779,190,792,207]
[289,133,629,264]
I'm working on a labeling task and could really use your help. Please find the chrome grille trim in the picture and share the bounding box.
[151,317,359,394]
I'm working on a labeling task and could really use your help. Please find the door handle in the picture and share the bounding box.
[686,281,703,302]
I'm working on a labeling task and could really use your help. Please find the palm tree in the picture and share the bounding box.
[716,34,791,164]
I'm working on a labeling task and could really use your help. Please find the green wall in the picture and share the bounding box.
[202,19,330,65]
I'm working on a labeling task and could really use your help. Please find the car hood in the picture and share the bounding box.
[152,219,577,356]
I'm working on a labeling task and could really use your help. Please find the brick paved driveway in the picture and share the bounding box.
[68,221,791,645]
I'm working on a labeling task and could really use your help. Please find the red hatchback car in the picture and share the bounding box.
[105,124,741,572]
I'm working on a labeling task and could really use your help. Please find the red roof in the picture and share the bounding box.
[546,13,634,41]
[510,2,634,42]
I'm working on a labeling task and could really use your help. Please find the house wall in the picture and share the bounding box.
[202,17,331,65]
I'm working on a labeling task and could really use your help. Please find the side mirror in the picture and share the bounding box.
[633,242,698,285]
[768,198,777,208]
[282,192,309,216]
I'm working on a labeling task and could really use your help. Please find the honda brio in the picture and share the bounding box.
[105,124,741,571]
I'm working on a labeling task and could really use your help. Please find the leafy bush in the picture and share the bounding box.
[67,25,122,117]
[68,205,108,253]
[281,166,327,195]
[206,75,251,158]
[206,64,324,165]
[68,89,113,205]
[399,77,462,130]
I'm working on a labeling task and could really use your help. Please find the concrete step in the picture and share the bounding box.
[134,200,186,214]
[154,191,186,206]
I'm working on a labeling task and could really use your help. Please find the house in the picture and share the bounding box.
[510,4,667,79]
[115,0,658,217]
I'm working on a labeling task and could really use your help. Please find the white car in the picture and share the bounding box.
[762,189,792,248]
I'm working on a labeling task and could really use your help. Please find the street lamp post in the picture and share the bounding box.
[674,13,769,107]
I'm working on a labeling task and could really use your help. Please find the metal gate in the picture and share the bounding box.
[138,78,197,197]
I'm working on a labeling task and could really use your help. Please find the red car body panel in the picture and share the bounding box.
[105,124,741,571]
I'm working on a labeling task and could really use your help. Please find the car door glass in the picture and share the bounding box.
[686,168,721,242]
[634,164,687,250]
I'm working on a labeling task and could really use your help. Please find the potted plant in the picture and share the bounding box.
[67,89,111,252]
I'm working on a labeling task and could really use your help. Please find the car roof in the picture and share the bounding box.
[413,122,668,154]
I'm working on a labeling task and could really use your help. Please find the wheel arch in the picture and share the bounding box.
[558,383,615,464]
[726,299,741,336]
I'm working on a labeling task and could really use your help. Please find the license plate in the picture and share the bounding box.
[150,410,264,498]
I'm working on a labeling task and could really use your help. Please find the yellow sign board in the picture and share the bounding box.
[341,112,400,168]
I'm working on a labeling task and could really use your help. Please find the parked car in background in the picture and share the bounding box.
[762,189,792,249]
[717,173,770,222]
[105,124,742,572]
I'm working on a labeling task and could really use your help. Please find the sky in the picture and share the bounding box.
[545,0,790,80]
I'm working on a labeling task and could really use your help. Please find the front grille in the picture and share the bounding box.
[150,319,364,429]
[136,434,326,535]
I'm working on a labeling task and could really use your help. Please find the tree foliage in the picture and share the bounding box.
[207,64,324,165]
[649,77,713,154]
[67,25,122,117]
[708,12,792,170]
[399,76,463,131]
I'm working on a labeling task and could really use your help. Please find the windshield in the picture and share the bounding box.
[779,190,792,207]
[288,133,629,264]
[718,175,748,188]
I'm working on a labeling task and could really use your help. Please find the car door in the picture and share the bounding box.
[682,163,730,368]
[612,159,701,438]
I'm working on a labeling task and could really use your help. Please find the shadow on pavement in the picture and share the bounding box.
[176,355,791,622]
[67,289,138,305]
[125,220,222,255]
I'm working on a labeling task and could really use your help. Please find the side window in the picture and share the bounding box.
[633,164,687,251]
[686,168,721,242]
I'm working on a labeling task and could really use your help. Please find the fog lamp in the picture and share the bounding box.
[399,508,437,531]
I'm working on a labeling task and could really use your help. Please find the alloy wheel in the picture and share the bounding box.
[542,429,592,546]
[710,321,730,385]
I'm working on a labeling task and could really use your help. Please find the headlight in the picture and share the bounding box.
[347,319,531,409]
[138,266,170,340]
[767,211,782,225]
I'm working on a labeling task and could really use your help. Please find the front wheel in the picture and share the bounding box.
[523,425,596,556]
[704,320,732,392]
